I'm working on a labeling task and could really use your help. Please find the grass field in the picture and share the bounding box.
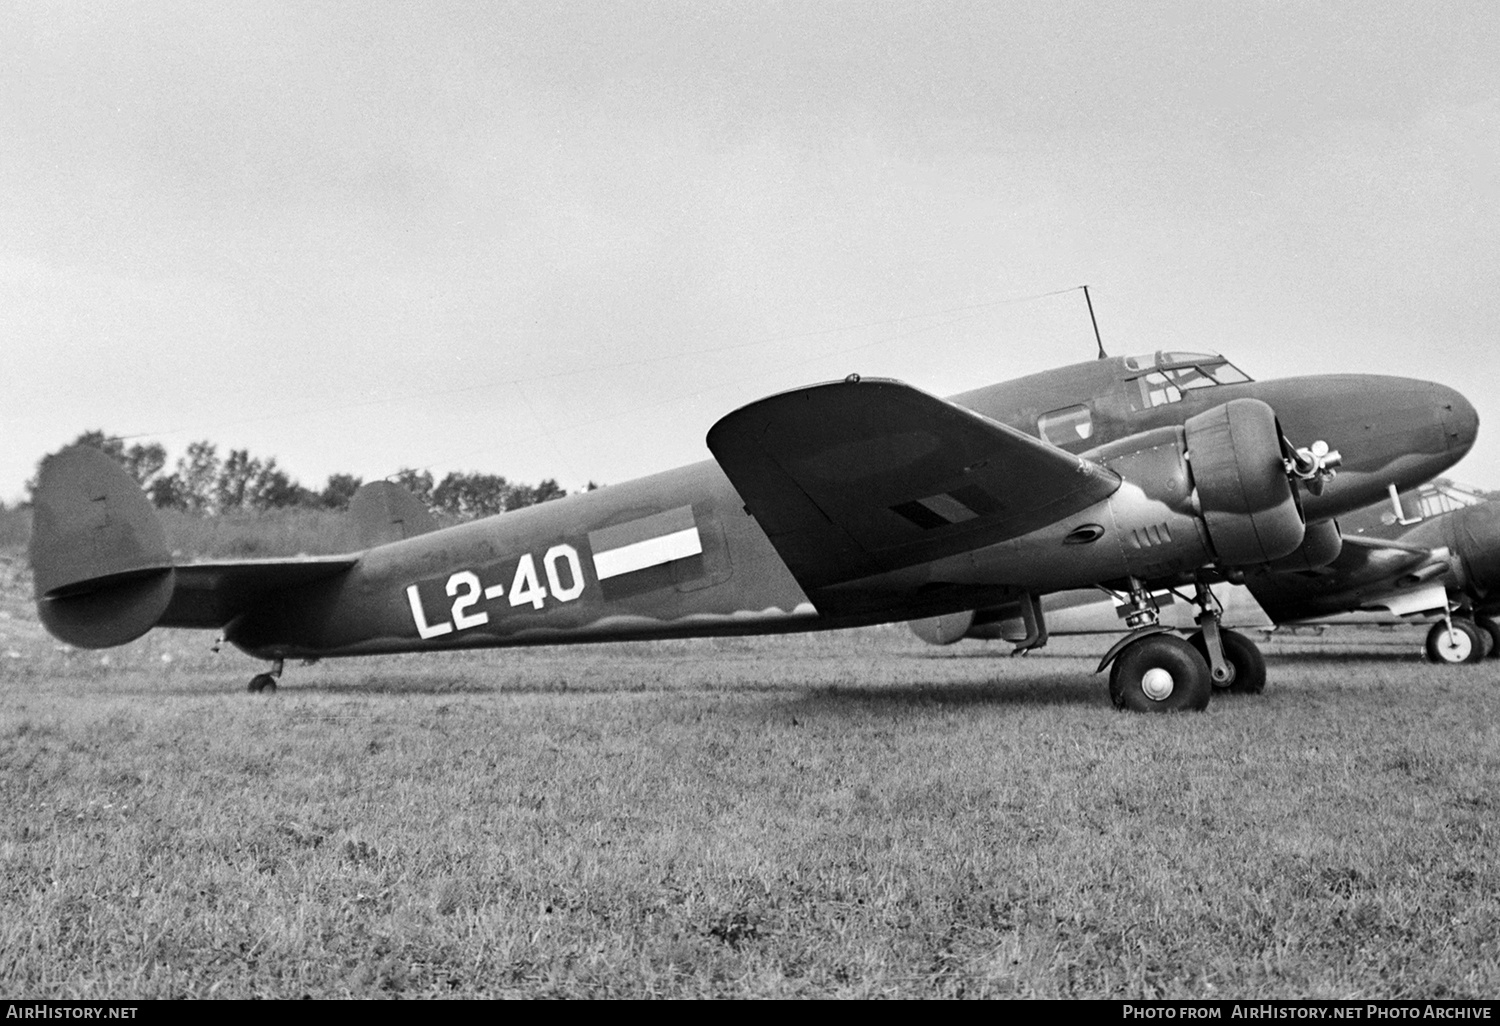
[2,549,1498,998]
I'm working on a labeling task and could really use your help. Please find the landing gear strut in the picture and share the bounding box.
[1099,579,1269,711]
[248,658,283,694]
[1185,582,1266,695]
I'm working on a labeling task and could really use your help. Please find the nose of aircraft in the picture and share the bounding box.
[1253,374,1479,521]
[1436,382,1481,459]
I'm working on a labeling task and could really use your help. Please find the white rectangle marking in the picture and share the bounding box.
[592,526,703,580]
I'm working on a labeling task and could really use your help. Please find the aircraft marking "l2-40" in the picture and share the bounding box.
[405,544,586,639]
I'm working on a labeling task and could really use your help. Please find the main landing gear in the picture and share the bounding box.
[1424,615,1499,664]
[1100,580,1267,713]
[1109,632,1212,713]
[248,658,283,694]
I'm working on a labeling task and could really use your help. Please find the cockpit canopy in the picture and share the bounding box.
[1401,479,1488,522]
[1035,351,1255,448]
[1120,352,1253,410]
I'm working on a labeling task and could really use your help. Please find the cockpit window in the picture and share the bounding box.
[1122,352,1252,408]
[1417,481,1486,519]
[1203,362,1251,384]
[1038,404,1094,446]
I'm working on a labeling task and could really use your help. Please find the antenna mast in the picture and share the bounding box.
[1082,285,1107,359]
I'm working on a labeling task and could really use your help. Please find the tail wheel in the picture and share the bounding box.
[247,673,279,694]
[1187,627,1268,694]
[1425,620,1485,665]
[1109,634,1212,713]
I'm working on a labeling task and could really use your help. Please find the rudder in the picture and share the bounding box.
[347,480,439,548]
[28,446,175,648]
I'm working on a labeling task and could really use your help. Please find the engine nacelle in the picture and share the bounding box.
[914,404,1311,641]
[1259,518,1342,572]
[908,604,1027,645]
[1184,398,1306,567]
[1402,500,1500,600]
[1084,399,1306,581]
[908,609,976,645]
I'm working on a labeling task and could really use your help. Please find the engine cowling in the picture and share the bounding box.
[1184,398,1306,567]
[1081,399,1306,581]
[1451,502,1500,598]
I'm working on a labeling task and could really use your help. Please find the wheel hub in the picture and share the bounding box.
[1141,667,1175,701]
[1438,630,1471,662]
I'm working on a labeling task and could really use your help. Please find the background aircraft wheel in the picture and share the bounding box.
[247,673,278,693]
[1425,620,1484,665]
[1476,616,1500,660]
[1187,627,1267,694]
[1474,621,1496,660]
[1109,634,1212,713]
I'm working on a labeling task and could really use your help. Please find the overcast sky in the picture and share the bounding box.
[3,1,1497,504]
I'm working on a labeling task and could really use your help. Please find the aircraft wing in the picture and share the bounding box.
[706,377,1121,598]
[159,557,361,629]
[1245,533,1448,623]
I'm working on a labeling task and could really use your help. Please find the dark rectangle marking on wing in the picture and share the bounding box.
[891,501,950,530]
[948,484,1004,517]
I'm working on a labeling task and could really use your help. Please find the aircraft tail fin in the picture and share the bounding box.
[347,480,439,548]
[28,446,176,648]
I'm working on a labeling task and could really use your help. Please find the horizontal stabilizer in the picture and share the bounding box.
[160,557,360,629]
[29,445,363,646]
[707,377,1120,599]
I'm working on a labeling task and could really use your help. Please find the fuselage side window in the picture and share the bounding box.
[1038,404,1094,446]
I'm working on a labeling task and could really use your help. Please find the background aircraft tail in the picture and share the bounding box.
[28,446,176,648]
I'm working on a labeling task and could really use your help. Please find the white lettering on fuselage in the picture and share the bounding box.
[406,543,586,638]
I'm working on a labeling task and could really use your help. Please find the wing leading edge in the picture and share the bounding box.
[706,377,1121,603]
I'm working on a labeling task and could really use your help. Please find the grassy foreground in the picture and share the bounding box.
[2,552,1497,998]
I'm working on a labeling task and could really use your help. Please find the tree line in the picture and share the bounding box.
[33,431,575,518]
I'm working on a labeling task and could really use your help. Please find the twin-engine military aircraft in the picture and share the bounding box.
[30,350,1477,712]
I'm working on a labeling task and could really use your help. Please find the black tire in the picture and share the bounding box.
[1475,622,1496,660]
[1109,634,1212,713]
[247,673,278,693]
[1187,627,1268,694]
[1425,620,1485,665]
[1476,616,1500,660]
